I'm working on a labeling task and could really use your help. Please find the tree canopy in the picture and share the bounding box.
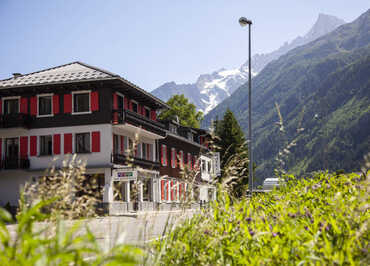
[159,94,203,128]
[214,108,249,196]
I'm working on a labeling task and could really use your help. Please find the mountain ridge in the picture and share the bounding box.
[203,8,370,182]
[152,13,345,114]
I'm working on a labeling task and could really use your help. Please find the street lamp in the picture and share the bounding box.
[239,17,253,196]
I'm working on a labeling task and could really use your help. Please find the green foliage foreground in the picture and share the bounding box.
[153,173,370,265]
[0,196,142,265]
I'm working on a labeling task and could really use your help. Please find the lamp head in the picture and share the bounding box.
[239,17,252,27]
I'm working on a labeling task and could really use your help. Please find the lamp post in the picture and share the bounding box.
[239,17,253,196]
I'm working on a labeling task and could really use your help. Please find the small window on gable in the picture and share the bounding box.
[39,135,52,156]
[38,95,52,116]
[3,98,19,115]
[73,92,90,113]
[76,132,90,153]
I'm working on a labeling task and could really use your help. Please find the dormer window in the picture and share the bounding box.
[3,97,19,115]
[73,91,90,114]
[38,94,52,116]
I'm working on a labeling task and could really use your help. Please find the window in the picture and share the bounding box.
[187,153,192,169]
[142,143,146,159]
[73,92,90,113]
[171,148,176,168]
[113,134,119,154]
[161,145,167,166]
[39,135,52,155]
[144,107,150,119]
[75,133,90,153]
[143,179,152,201]
[38,95,52,116]
[131,101,138,113]
[117,94,124,111]
[208,161,212,173]
[169,124,177,134]
[3,98,19,115]
[188,132,193,141]
[202,160,206,172]
[179,150,184,168]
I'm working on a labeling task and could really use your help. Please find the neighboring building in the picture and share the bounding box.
[158,119,216,210]
[0,62,218,215]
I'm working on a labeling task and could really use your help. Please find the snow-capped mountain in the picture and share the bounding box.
[152,14,345,114]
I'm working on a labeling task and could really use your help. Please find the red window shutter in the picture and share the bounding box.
[175,181,178,200]
[92,131,100,152]
[0,99,2,114]
[20,97,28,114]
[20,136,28,158]
[150,110,156,120]
[124,97,128,109]
[166,181,169,201]
[129,100,133,111]
[53,95,59,114]
[30,136,37,156]
[64,133,72,154]
[113,93,118,109]
[30,96,37,116]
[91,91,99,111]
[161,180,164,201]
[165,146,167,165]
[0,138,2,161]
[53,134,61,155]
[64,94,72,113]
[179,182,182,199]
[171,180,174,201]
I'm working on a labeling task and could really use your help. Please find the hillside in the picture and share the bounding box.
[203,9,370,183]
[152,14,345,114]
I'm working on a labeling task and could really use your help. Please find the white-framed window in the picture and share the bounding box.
[144,106,150,119]
[2,96,20,115]
[179,150,184,168]
[131,100,138,113]
[39,135,52,156]
[72,90,91,114]
[171,147,176,168]
[37,93,53,117]
[75,132,90,153]
[161,144,167,166]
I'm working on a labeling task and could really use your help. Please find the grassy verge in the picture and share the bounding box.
[152,172,369,265]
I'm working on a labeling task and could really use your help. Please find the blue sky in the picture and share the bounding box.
[0,1,369,91]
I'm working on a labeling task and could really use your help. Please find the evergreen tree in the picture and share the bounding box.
[214,109,249,197]
[159,94,203,128]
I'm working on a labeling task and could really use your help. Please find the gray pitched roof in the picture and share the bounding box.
[0,61,169,108]
[0,62,116,88]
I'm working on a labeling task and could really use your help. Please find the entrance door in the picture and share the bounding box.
[5,138,19,169]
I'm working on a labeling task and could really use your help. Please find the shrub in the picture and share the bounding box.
[152,172,370,265]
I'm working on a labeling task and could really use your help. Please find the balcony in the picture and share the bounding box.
[112,109,166,137]
[112,153,160,170]
[0,156,30,170]
[0,113,34,128]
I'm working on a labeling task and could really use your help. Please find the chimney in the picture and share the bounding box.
[12,73,22,78]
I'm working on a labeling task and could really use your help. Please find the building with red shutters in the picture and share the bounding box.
[0,62,218,215]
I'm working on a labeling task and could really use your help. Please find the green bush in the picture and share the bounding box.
[152,172,370,265]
